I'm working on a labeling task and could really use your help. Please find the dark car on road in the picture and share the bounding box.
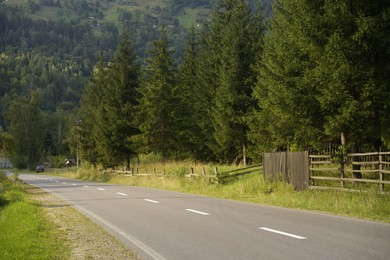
[36,165,44,173]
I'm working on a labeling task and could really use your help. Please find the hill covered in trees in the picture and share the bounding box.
[1,0,389,170]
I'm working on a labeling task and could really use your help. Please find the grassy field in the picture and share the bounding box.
[56,161,390,223]
[0,173,68,259]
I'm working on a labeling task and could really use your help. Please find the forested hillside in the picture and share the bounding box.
[0,0,271,168]
[1,0,389,170]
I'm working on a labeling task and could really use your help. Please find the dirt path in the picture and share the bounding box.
[26,185,140,260]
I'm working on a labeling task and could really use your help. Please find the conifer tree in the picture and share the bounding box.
[176,26,201,159]
[6,90,45,169]
[79,31,141,168]
[209,0,264,163]
[314,0,390,150]
[136,27,177,163]
[250,0,390,154]
[250,0,323,152]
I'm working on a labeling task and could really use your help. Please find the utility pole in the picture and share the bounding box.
[76,120,81,170]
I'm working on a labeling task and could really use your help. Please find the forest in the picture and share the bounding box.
[0,0,389,169]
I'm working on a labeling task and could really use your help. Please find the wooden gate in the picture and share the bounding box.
[263,151,309,190]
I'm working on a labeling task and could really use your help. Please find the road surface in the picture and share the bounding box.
[20,174,390,260]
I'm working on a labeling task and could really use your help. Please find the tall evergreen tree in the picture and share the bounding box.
[176,26,200,159]
[250,0,323,153]
[136,27,177,162]
[314,0,390,150]
[79,31,141,168]
[6,90,45,169]
[250,0,390,154]
[209,0,265,163]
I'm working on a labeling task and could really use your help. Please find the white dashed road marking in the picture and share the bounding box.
[144,199,160,204]
[258,227,307,240]
[185,209,210,216]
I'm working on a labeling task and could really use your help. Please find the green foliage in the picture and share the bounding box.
[250,0,390,154]
[6,91,45,169]
[210,0,264,163]
[1,0,388,168]
[136,27,178,162]
[79,31,141,168]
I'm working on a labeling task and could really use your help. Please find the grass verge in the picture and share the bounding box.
[0,173,65,259]
[0,172,139,260]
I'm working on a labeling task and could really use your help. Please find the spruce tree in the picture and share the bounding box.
[136,27,177,163]
[6,90,45,169]
[314,0,390,150]
[250,0,390,153]
[209,0,265,163]
[176,26,201,159]
[79,31,141,168]
[250,0,326,153]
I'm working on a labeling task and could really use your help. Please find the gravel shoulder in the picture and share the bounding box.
[25,185,140,260]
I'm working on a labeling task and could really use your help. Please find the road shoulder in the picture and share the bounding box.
[26,185,139,260]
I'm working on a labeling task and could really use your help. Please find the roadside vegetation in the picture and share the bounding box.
[0,172,66,259]
[57,161,390,223]
[0,172,138,259]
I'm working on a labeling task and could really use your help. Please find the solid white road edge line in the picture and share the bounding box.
[144,199,160,204]
[258,227,307,240]
[73,204,167,260]
[185,209,210,216]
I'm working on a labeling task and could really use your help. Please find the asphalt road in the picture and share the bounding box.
[20,174,390,260]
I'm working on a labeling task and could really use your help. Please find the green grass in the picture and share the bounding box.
[0,172,68,259]
[0,201,65,259]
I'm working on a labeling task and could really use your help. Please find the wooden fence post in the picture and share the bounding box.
[379,151,383,192]
[340,153,345,188]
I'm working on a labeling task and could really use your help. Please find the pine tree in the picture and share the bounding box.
[250,0,390,153]
[209,0,265,163]
[314,0,390,150]
[250,0,326,153]
[6,90,45,169]
[175,26,201,159]
[136,27,177,163]
[103,30,141,167]
[79,31,141,168]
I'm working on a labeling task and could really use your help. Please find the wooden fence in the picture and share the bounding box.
[101,151,390,192]
[103,164,263,184]
[263,151,309,191]
[215,164,263,184]
[310,151,390,192]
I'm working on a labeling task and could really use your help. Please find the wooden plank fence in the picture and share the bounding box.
[310,151,390,192]
[263,151,309,191]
